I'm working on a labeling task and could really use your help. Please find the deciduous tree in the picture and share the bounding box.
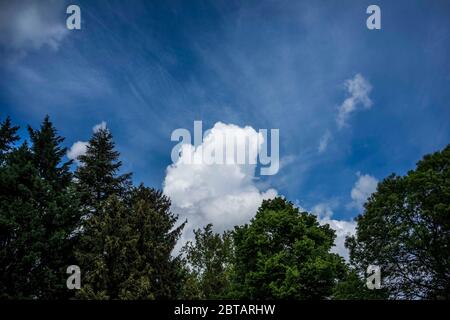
[346,145,450,299]
[232,197,346,299]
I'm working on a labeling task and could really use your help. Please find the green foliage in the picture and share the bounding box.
[74,125,185,300]
[0,115,19,160]
[75,127,131,208]
[76,187,185,299]
[1,114,448,300]
[182,224,234,299]
[231,197,346,299]
[0,117,81,299]
[346,144,450,299]
[28,115,72,188]
[128,185,186,299]
[332,268,388,300]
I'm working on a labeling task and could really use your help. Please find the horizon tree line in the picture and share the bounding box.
[0,115,448,299]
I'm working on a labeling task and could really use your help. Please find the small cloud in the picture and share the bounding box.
[308,201,356,261]
[67,141,88,164]
[349,172,378,211]
[311,202,334,219]
[319,217,356,261]
[93,121,107,133]
[67,121,107,164]
[336,74,373,129]
[318,130,332,153]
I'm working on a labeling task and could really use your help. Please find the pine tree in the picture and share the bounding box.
[75,127,186,299]
[75,195,134,299]
[76,185,185,299]
[0,117,81,299]
[28,115,71,188]
[28,115,71,187]
[128,185,186,299]
[0,116,19,163]
[74,126,133,298]
[75,127,131,209]
[0,142,42,298]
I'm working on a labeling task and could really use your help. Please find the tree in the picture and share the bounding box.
[28,115,72,188]
[182,224,234,299]
[0,143,43,299]
[128,186,186,299]
[76,186,185,299]
[346,144,450,299]
[27,117,81,298]
[75,127,131,209]
[75,195,134,299]
[231,197,346,299]
[0,140,80,299]
[0,116,19,159]
[1,116,81,299]
[332,268,388,300]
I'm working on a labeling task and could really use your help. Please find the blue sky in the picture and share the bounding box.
[1,0,449,235]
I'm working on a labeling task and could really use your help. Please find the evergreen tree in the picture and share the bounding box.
[128,185,186,299]
[75,127,131,209]
[1,117,81,299]
[0,142,80,299]
[181,224,234,299]
[0,143,42,298]
[346,144,450,299]
[231,197,346,299]
[75,195,133,299]
[76,186,185,299]
[28,115,72,188]
[0,116,19,163]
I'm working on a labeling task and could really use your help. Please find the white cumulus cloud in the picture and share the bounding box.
[336,74,373,129]
[320,217,356,261]
[163,122,278,249]
[350,172,378,211]
[67,141,88,163]
[310,202,356,261]
[93,121,107,133]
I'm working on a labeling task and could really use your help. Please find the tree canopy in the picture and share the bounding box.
[232,197,346,299]
[346,145,450,299]
[182,224,234,299]
[0,114,448,300]
[0,117,81,299]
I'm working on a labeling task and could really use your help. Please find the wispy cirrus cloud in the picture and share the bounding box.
[336,74,373,129]
[318,130,332,153]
